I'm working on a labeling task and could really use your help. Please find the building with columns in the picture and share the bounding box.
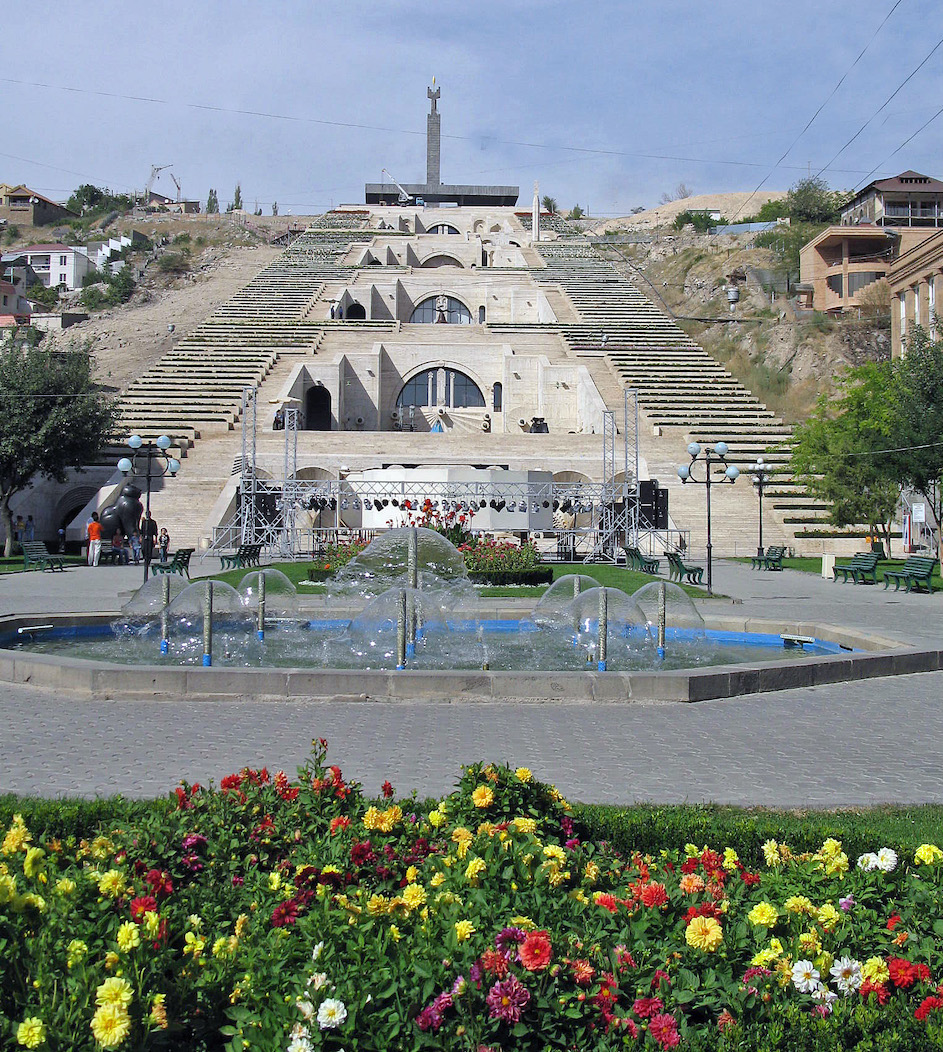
[888,227,943,356]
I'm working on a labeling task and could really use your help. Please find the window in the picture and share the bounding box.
[396,368,485,409]
[429,224,460,234]
[900,294,907,351]
[930,278,936,338]
[408,295,472,324]
[493,382,503,412]
[59,255,67,266]
[913,285,921,327]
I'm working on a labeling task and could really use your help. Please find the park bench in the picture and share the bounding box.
[832,552,880,585]
[21,541,64,572]
[882,555,936,594]
[151,547,195,578]
[751,545,786,571]
[219,543,263,570]
[622,546,660,574]
[666,551,704,585]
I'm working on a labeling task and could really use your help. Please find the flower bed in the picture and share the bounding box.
[459,538,542,574]
[466,568,554,586]
[307,539,369,575]
[2,746,942,1050]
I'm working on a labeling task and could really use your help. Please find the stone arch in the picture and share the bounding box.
[420,253,464,269]
[304,385,332,430]
[345,301,366,320]
[396,363,487,409]
[408,293,473,325]
[57,485,100,531]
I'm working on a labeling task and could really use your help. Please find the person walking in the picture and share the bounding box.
[158,528,170,562]
[86,513,102,567]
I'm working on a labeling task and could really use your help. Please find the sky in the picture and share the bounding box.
[4,0,943,217]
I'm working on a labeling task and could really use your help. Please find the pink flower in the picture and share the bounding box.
[486,975,530,1023]
[648,1013,680,1049]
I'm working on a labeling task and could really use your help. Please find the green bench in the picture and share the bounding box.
[751,545,786,571]
[21,541,64,572]
[833,552,880,585]
[666,551,704,585]
[882,555,936,593]
[622,546,660,574]
[220,543,263,570]
[152,547,195,577]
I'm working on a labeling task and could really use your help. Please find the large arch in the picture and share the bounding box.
[408,294,473,325]
[420,254,464,269]
[428,223,460,235]
[396,366,486,409]
[304,386,332,430]
[345,302,366,320]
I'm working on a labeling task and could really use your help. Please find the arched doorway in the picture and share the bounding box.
[345,302,366,320]
[305,386,332,430]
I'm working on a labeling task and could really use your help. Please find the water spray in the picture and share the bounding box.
[202,581,213,666]
[597,586,608,671]
[160,574,171,654]
[657,581,666,660]
[257,570,266,642]
[396,588,407,670]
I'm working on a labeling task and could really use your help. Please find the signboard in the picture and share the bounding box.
[912,502,926,523]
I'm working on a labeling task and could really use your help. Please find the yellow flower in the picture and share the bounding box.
[816,903,841,931]
[477,822,497,837]
[184,931,205,958]
[104,951,120,971]
[401,883,426,910]
[820,838,843,858]
[0,873,16,903]
[769,937,784,957]
[2,815,31,856]
[823,852,849,877]
[234,913,249,938]
[148,993,168,1029]
[583,860,599,884]
[116,922,141,952]
[90,836,115,861]
[143,911,161,938]
[762,840,781,867]
[454,919,475,942]
[90,1003,131,1049]
[212,936,230,957]
[16,1017,45,1049]
[472,785,494,809]
[98,870,125,899]
[684,843,702,858]
[685,916,723,952]
[915,843,943,865]
[268,871,282,891]
[427,810,446,829]
[784,895,815,915]
[751,947,778,967]
[23,847,45,880]
[515,767,533,783]
[389,924,401,941]
[798,929,822,955]
[511,915,536,930]
[747,902,779,928]
[405,865,419,883]
[96,976,133,1008]
[430,872,446,888]
[465,857,487,884]
[722,848,739,872]
[365,894,387,916]
[512,816,537,835]
[67,939,88,968]
[363,806,383,830]
[55,877,75,896]
[861,957,890,984]
[543,844,566,864]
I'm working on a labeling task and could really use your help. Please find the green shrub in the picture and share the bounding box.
[156,251,190,275]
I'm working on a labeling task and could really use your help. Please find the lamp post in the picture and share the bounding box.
[118,434,179,583]
[677,441,739,597]
[751,456,771,558]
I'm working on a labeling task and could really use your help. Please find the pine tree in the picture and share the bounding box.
[232,184,243,211]
[206,189,219,214]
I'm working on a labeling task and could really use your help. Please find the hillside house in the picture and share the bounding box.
[840,171,943,228]
[20,244,95,291]
[0,184,78,226]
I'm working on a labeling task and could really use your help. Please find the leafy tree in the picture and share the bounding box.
[0,336,118,555]
[755,222,823,290]
[742,198,791,223]
[206,189,219,214]
[228,184,243,212]
[541,196,557,215]
[568,204,584,220]
[672,211,726,234]
[272,201,278,216]
[790,362,900,552]
[784,176,844,223]
[66,184,134,219]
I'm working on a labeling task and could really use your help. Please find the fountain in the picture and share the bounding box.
[1,526,922,703]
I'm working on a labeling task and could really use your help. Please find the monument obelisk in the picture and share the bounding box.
[427,79,441,187]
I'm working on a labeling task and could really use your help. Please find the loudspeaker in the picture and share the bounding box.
[638,480,657,527]
[656,487,669,529]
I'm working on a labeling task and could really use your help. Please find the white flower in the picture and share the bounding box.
[812,985,838,1005]
[857,853,877,871]
[792,960,822,993]
[311,941,324,961]
[875,848,898,873]
[830,956,862,995]
[308,972,329,991]
[287,1034,313,1052]
[296,999,315,1021]
[317,998,348,1030]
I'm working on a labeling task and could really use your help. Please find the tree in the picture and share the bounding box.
[66,184,134,218]
[0,336,119,555]
[568,204,584,220]
[228,184,243,213]
[674,182,693,200]
[784,176,843,223]
[272,201,279,216]
[206,189,219,214]
[541,196,557,215]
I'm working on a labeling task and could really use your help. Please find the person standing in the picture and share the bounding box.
[158,528,170,562]
[130,531,143,565]
[24,516,35,542]
[142,514,159,564]
[86,513,102,567]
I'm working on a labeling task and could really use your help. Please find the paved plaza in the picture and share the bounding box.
[0,558,941,806]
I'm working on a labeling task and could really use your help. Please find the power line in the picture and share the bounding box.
[815,33,943,179]
[852,102,943,191]
[730,0,907,222]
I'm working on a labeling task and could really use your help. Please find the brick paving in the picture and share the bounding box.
[1,558,941,805]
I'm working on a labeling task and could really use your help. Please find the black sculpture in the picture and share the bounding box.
[99,483,143,541]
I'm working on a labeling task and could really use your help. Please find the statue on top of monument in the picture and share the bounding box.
[427,78,440,114]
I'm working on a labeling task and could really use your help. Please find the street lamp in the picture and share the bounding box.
[118,434,179,583]
[677,441,739,597]
[751,456,771,558]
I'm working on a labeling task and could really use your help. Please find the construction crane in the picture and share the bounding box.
[170,173,182,203]
[143,164,172,203]
[381,168,412,205]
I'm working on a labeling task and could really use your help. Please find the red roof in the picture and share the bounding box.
[23,244,73,253]
[0,280,16,295]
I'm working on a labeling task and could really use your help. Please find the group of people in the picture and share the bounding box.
[11,515,36,544]
[86,513,171,567]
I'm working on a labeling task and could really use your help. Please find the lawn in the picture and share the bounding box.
[738,555,942,590]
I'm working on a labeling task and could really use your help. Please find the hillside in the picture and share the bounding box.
[596,191,787,233]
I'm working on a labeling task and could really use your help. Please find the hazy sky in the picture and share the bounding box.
[4,0,942,216]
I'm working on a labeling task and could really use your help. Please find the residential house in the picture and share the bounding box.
[840,170,943,228]
[0,183,78,227]
[887,227,943,357]
[20,244,95,291]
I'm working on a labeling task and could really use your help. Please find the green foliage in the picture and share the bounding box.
[171,232,191,246]
[0,337,119,554]
[568,203,584,219]
[541,195,557,215]
[26,282,59,308]
[742,199,791,223]
[2,224,20,245]
[79,266,136,311]
[206,188,219,214]
[784,176,847,224]
[755,222,827,288]
[227,183,243,213]
[156,252,190,275]
[673,211,726,233]
[65,183,134,218]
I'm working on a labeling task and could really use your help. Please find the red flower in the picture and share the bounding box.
[519,930,552,971]
[382,780,394,798]
[888,957,919,988]
[595,893,619,913]
[143,869,173,899]
[717,1009,736,1032]
[632,996,663,1019]
[569,958,595,985]
[271,900,299,928]
[915,995,943,1020]
[640,883,668,908]
[129,895,157,921]
[648,1012,680,1049]
[274,771,300,802]
[887,914,902,930]
[330,815,350,836]
[479,949,510,978]
[740,871,762,886]
[860,979,889,1003]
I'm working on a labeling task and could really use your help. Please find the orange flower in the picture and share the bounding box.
[519,930,552,971]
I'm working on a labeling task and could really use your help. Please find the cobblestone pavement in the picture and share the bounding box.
[1,559,941,805]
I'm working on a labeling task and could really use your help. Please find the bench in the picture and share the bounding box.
[666,551,704,585]
[882,555,936,594]
[833,552,880,585]
[151,548,195,577]
[751,545,786,571]
[220,543,263,570]
[622,546,660,574]
[21,541,64,572]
